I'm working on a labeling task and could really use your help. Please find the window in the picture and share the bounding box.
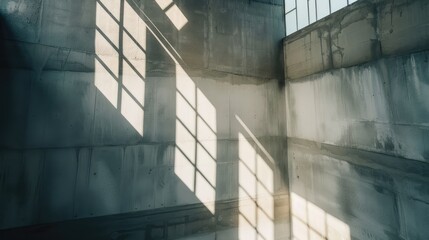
[285,0,359,36]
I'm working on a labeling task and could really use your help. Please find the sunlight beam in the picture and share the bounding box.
[174,147,195,192]
[238,126,274,240]
[197,89,217,132]
[121,89,144,135]
[236,115,274,164]
[175,120,196,164]
[155,0,173,10]
[176,93,196,135]
[197,116,217,158]
[195,172,216,214]
[176,64,196,107]
[238,133,256,173]
[122,60,145,106]
[96,2,120,48]
[239,214,257,240]
[165,4,188,30]
[196,144,216,187]
[95,0,146,136]
[95,58,118,108]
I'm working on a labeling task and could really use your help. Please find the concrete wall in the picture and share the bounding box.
[285,0,429,240]
[0,0,289,238]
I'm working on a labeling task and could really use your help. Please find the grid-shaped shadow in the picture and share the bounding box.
[95,0,146,136]
[291,192,351,240]
[174,63,217,214]
[236,115,275,240]
[109,0,218,214]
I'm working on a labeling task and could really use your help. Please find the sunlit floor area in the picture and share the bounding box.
[1,0,429,239]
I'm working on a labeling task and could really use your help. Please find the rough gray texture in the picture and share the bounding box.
[285,0,429,239]
[0,0,289,238]
[288,139,429,240]
[286,51,429,163]
[0,195,290,240]
[284,0,429,80]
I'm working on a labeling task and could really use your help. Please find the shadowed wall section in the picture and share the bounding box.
[0,0,288,239]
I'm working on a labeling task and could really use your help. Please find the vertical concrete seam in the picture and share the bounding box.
[37,0,44,43]
[120,146,126,212]
[88,147,94,216]
[89,77,97,146]
[318,29,326,71]
[34,150,46,223]
[327,24,334,71]
[71,148,79,218]
[395,191,409,239]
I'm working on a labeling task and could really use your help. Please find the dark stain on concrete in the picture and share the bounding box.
[384,137,395,151]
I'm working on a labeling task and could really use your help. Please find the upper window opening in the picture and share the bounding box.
[285,0,359,36]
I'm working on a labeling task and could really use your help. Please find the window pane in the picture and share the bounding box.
[285,0,361,36]
[296,0,309,29]
[331,0,348,13]
[286,10,297,35]
[285,0,296,13]
[316,0,330,20]
[309,0,317,24]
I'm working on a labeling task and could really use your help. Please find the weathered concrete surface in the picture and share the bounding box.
[285,53,429,239]
[0,0,288,239]
[0,195,289,240]
[283,28,331,80]
[285,1,429,239]
[0,139,290,238]
[288,139,429,240]
[379,0,429,56]
[286,51,429,163]
[284,0,429,80]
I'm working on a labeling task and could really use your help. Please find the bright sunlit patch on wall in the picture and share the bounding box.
[239,214,257,239]
[197,89,216,131]
[174,146,195,191]
[154,0,188,30]
[95,58,118,108]
[165,5,188,30]
[95,29,119,59]
[176,93,196,135]
[196,144,216,186]
[291,192,351,240]
[124,1,146,38]
[95,0,146,136]
[176,65,196,106]
[195,172,216,212]
[175,63,217,214]
[96,2,120,46]
[120,0,216,214]
[122,61,145,106]
[175,119,196,164]
[237,116,274,240]
[155,0,173,10]
[197,116,216,157]
[121,89,144,135]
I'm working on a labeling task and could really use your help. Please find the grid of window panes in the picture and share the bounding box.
[285,0,359,36]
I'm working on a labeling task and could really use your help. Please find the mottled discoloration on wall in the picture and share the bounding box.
[284,0,429,80]
[286,52,429,162]
[288,139,429,240]
[0,194,289,240]
[285,0,429,239]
